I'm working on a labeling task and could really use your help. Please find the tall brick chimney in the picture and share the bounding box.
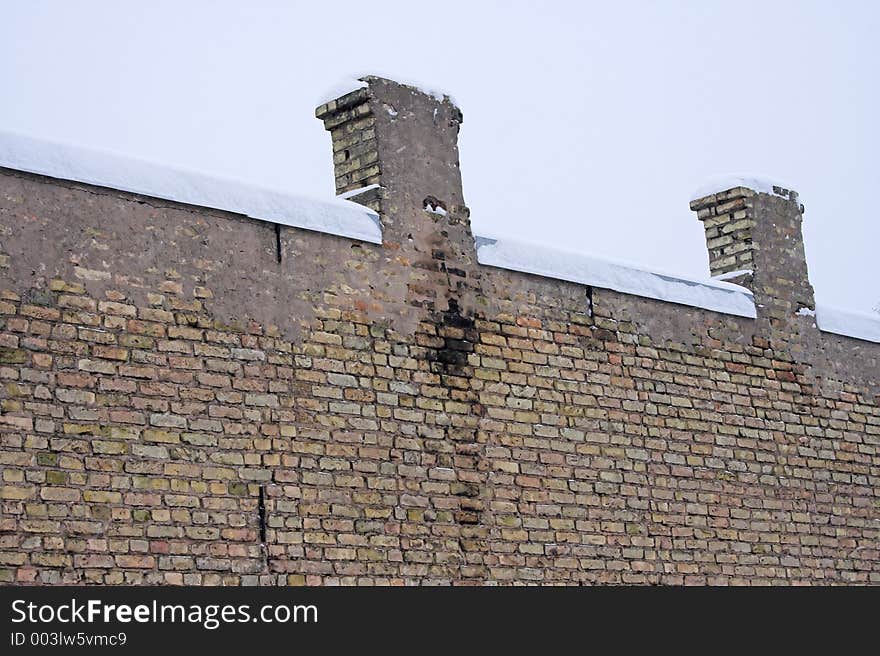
[315,76,478,316]
[690,181,816,334]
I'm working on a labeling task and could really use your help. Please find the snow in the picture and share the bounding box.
[316,77,368,106]
[713,269,753,282]
[796,307,816,317]
[691,174,799,202]
[378,73,457,105]
[320,73,459,108]
[424,200,447,216]
[337,183,382,200]
[0,129,383,245]
[815,304,880,343]
[475,236,756,318]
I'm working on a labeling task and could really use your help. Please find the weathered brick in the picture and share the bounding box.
[0,75,876,590]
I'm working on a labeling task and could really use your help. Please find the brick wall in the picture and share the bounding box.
[0,77,877,585]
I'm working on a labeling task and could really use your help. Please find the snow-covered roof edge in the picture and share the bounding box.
[475,235,756,319]
[815,304,880,344]
[0,129,383,245]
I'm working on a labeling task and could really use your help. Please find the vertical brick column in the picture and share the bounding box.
[317,77,488,583]
[690,187,759,286]
[315,86,381,208]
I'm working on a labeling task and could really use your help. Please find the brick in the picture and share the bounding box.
[0,76,875,590]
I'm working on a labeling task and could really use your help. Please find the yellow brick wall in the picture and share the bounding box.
[1,171,877,584]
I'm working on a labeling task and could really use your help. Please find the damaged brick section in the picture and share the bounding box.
[0,76,878,585]
[428,297,488,582]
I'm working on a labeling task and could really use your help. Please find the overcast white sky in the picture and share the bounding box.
[2,1,877,312]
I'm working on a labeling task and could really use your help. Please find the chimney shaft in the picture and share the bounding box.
[691,182,816,327]
[316,76,478,317]
[316,76,466,230]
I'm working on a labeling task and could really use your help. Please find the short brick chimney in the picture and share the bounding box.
[690,181,816,327]
[316,76,478,316]
[316,76,466,227]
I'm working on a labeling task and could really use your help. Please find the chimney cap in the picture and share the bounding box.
[316,74,461,121]
[689,174,800,211]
